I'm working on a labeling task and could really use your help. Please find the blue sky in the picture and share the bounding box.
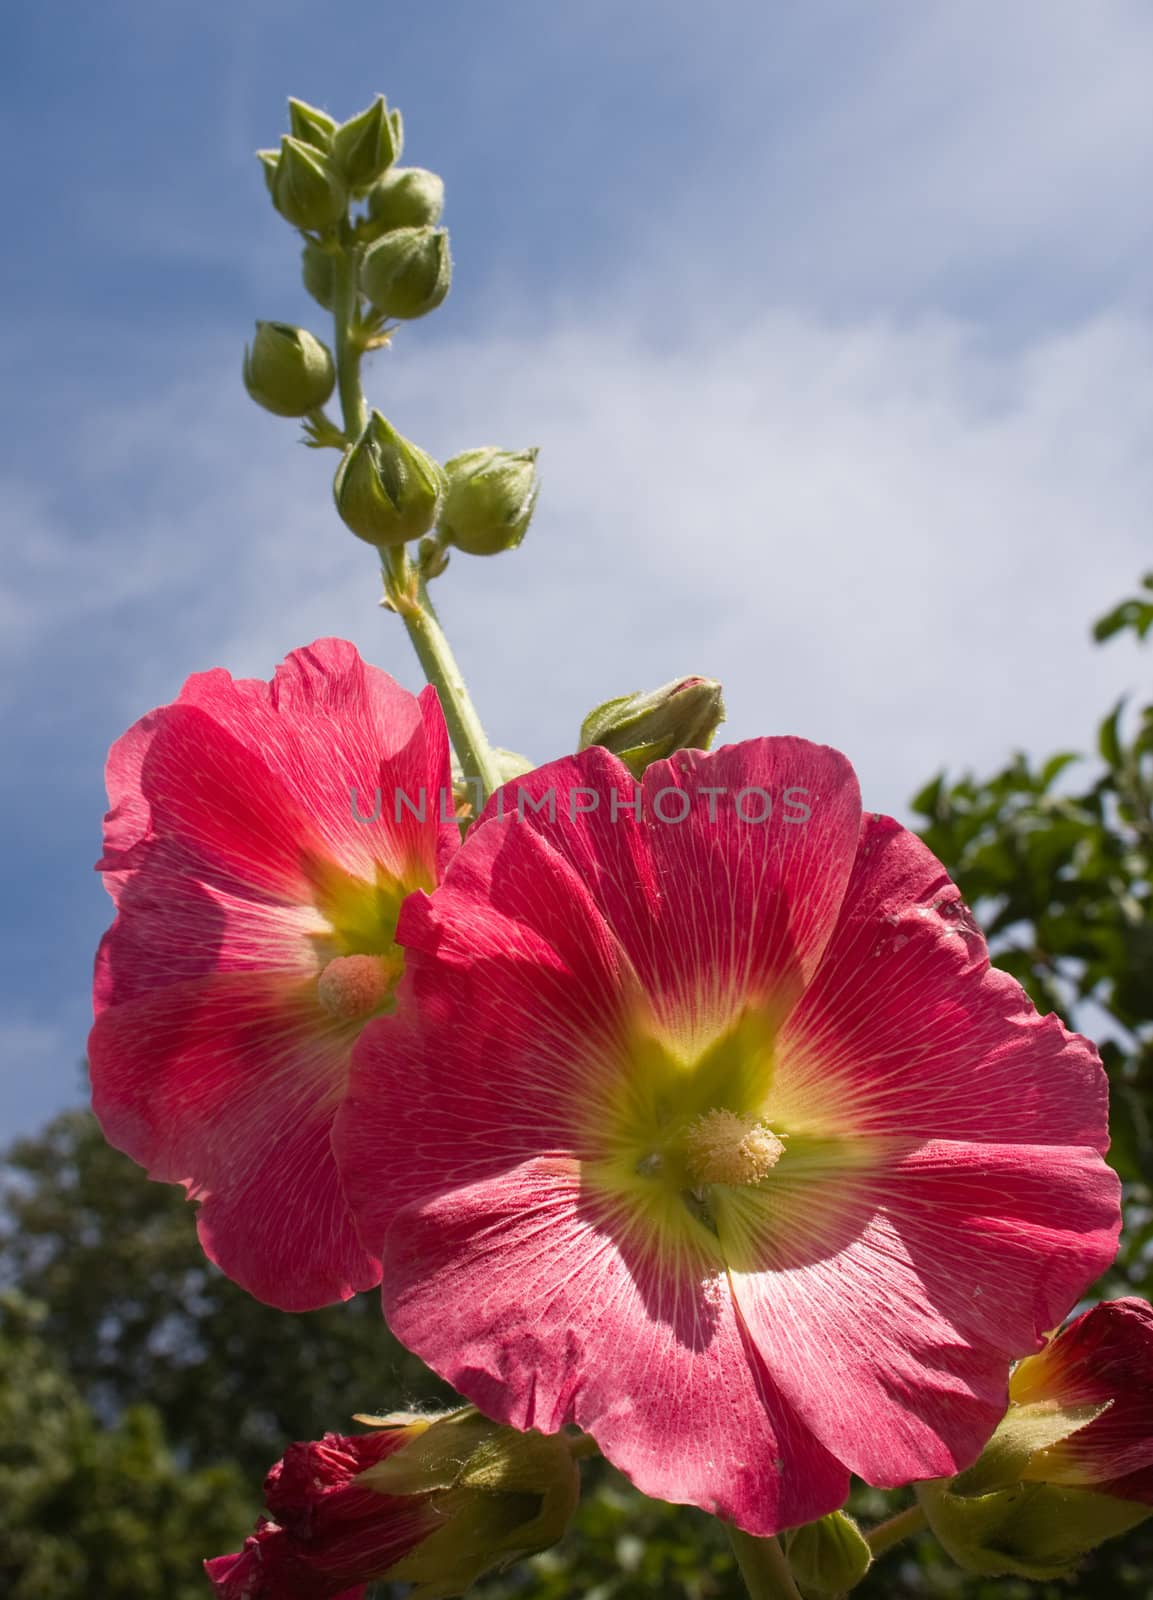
[2,0,1152,1138]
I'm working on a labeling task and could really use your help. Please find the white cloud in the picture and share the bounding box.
[7,301,1150,824]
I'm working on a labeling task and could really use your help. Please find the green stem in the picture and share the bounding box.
[328,236,501,805]
[865,1502,927,1558]
[725,1528,803,1600]
[388,566,503,803]
[331,242,367,440]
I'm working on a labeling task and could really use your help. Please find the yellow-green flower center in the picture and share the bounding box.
[306,854,434,1022]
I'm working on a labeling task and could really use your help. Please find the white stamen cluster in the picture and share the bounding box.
[683,1108,784,1187]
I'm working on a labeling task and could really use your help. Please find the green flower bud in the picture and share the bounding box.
[493,748,536,782]
[301,242,336,311]
[918,1479,1150,1580]
[331,95,398,192]
[439,447,539,557]
[355,1407,580,1597]
[579,677,727,777]
[364,167,445,235]
[417,533,450,581]
[389,106,404,162]
[255,148,279,197]
[360,226,451,320]
[272,135,347,231]
[333,410,445,548]
[287,97,337,151]
[242,321,335,417]
[783,1511,872,1594]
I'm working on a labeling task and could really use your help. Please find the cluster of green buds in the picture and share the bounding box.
[246,93,542,572]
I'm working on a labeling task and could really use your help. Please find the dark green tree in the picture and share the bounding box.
[0,1111,452,1486]
[0,1291,251,1599]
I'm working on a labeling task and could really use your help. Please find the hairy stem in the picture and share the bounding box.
[331,242,366,440]
[725,1528,804,1600]
[385,566,503,803]
[866,1502,927,1558]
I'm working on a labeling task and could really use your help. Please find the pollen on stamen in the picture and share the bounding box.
[316,953,393,1021]
[683,1108,785,1187]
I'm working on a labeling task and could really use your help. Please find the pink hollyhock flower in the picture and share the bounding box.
[205,1429,434,1600]
[336,740,1121,1535]
[1009,1298,1153,1502]
[89,639,456,1311]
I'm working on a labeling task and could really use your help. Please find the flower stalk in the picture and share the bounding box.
[726,1528,804,1600]
[866,1501,927,1557]
[328,231,502,803]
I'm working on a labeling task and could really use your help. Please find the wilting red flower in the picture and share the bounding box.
[205,1429,436,1599]
[337,740,1120,1535]
[1010,1298,1153,1502]
[89,639,456,1310]
[205,1410,581,1599]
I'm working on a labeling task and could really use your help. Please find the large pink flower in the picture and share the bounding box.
[90,639,456,1311]
[336,739,1121,1535]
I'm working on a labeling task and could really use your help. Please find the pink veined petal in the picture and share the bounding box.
[89,973,380,1311]
[351,817,641,1214]
[93,864,329,1014]
[101,641,454,898]
[721,1138,1121,1484]
[773,814,1112,1145]
[377,1160,850,1535]
[475,739,863,1042]
[99,699,342,903]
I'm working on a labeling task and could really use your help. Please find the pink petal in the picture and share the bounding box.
[774,814,1112,1145]
[90,974,380,1310]
[100,640,454,900]
[348,818,640,1211]
[379,1161,849,1534]
[722,1138,1121,1484]
[477,739,862,1042]
[93,863,328,1013]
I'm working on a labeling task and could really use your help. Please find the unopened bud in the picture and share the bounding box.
[361,226,451,320]
[207,1408,579,1600]
[287,97,337,151]
[784,1511,872,1594]
[361,1408,580,1597]
[364,167,445,236]
[300,242,336,311]
[255,148,279,197]
[918,1479,1149,1581]
[579,677,726,777]
[389,107,404,162]
[440,447,539,557]
[334,410,445,548]
[332,95,398,192]
[417,534,450,581]
[272,135,346,231]
[243,322,335,417]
